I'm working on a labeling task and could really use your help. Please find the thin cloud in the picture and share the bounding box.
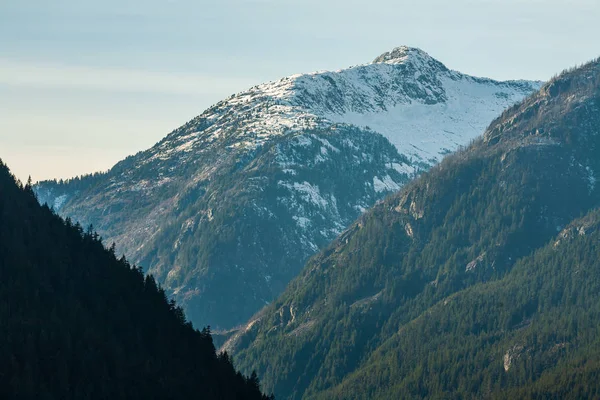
[0,59,255,96]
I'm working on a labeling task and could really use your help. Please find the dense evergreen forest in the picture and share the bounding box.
[0,160,272,399]
[321,209,600,399]
[229,58,600,399]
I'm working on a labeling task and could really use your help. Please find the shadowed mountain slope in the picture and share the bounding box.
[0,161,271,399]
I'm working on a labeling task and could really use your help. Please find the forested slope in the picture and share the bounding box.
[0,161,271,400]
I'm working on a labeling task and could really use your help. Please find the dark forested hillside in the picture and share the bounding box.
[321,209,600,399]
[228,58,600,399]
[0,161,271,399]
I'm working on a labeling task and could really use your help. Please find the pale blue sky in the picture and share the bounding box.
[1,0,599,181]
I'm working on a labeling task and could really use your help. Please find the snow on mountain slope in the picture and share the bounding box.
[147,46,540,171]
[325,73,539,165]
[35,46,541,329]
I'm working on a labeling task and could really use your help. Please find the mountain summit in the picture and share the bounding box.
[35,47,541,329]
[372,46,448,70]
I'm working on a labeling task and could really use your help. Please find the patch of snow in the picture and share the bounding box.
[315,137,340,153]
[53,194,68,210]
[587,166,596,192]
[278,181,328,209]
[354,204,367,213]
[373,175,401,193]
[391,162,415,176]
[293,216,311,229]
[295,135,314,147]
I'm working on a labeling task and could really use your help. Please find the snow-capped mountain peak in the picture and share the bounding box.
[36,47,543,329]
[155,46,541,172]
[372,45,448,71]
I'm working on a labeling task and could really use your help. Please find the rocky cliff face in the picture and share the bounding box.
[36,46,540,329]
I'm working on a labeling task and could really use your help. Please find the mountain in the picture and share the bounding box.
[0,161,271,399]
[227,58,600,399]
[35,46,541,329]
